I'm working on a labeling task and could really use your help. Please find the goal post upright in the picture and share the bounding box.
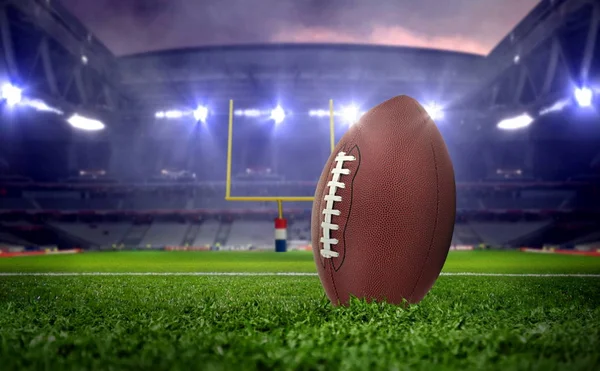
[225,99,234,200]
[329,99,335,153]
[224,99,336,251]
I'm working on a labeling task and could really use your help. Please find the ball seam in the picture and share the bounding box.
[408,141,440,302]
[335,144,361,272]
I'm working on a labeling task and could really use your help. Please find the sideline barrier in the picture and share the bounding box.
[450,245,474,251]
[164,246,211,251]
[520,247,600,257]
[0,248,83,258]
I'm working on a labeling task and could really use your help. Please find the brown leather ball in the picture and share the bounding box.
[311,95,456,306]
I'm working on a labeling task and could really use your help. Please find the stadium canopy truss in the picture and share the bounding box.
[117,43,483,114]
[0,0,598,180]
[0,0,597,131]
[0,0,128,120]
[452,0,600,129]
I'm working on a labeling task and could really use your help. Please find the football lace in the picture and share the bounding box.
[320,151,356,259]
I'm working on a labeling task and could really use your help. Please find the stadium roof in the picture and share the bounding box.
[117,43,485,112]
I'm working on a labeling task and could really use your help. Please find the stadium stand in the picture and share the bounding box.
[37,198,85,210]
[0,230,31,245]
[480,190,574,210]
[192,220,221,247]
[451,225,483,245]
[125,194,187,210]
[120,224,152,247]
[457,194,482,210]
[51,222,132,248]
[568,231,600,246]
[213,220,233,247]
[36,198,119,210]
[180,223,201,245]
[85,198,121,210]
[468,221,553,246]
[139,222,189,247]
[1,179,598,251]
[226,220,273,249]
[288,219,310,241]
[0,198,35,210]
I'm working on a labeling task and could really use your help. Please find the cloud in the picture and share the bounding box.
[271,25,490,55]
[59,0,539,56]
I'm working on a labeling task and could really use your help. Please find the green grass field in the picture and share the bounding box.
[0,250,599,370]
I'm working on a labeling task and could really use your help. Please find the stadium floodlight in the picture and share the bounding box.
[24,99,63,115]
[67,113,105,131]
[539,98,570,116]
[340,104,360,124]
[1,83,22,106]
[424,102,444,120]
[574,87,593,107]
[497,113,533,130]
[193,105,209,123]
[164,110,184,119]
[309,109,330,117]
[270,105,285,124]
[155,111,165,119]
[243,109,261,117]
[234,109,261,117]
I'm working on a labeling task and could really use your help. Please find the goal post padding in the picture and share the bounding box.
[274,218,287,252]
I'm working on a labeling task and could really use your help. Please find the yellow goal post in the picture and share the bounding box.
[225,99,336,219]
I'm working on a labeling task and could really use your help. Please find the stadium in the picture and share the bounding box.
[0,0,599,369]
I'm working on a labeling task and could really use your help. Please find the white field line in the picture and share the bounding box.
[0,272,599,277]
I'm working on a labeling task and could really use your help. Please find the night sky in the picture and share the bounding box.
[60,0,539,56]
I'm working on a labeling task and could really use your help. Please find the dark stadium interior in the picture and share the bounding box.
[0,0,599,253]
[0,0,600,369]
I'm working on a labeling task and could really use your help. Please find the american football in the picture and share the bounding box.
[2,0,600,369]
[312,95,456,305]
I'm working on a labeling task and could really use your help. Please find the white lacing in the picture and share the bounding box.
[320,151,356,258]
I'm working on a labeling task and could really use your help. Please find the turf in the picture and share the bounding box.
[1,250,600,274]
[0,251,599,370]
